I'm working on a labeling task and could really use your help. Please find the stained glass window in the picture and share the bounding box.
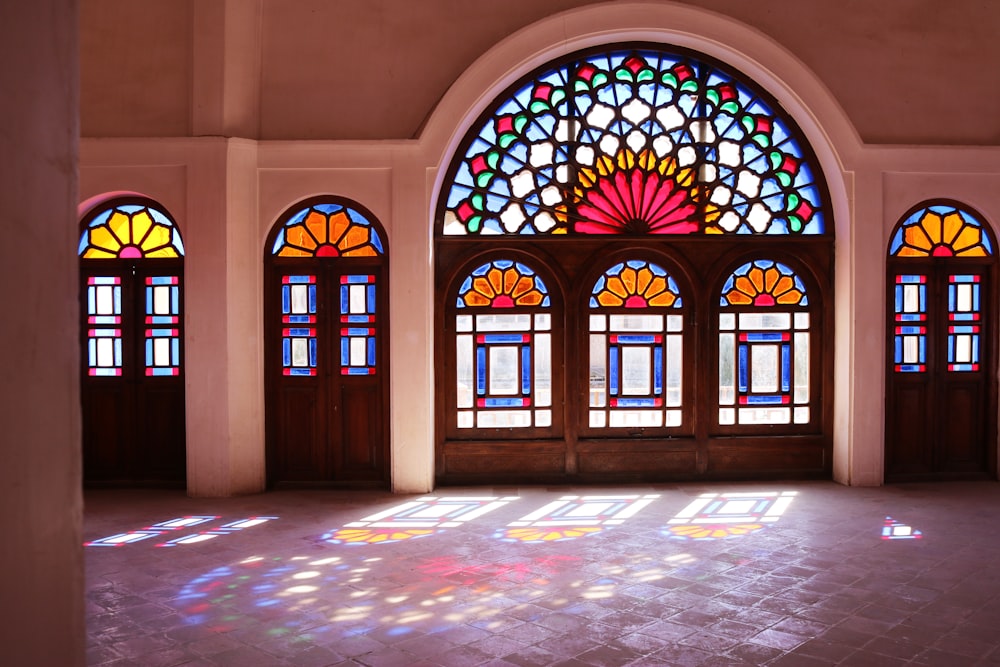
[889,204,993,258]
[719,260,810,425]
[145,276,181,376]
[86,276,123,376]
[441,47,825,236]
[340,275,377,375]
[281,275,318,376]
[892,274,927,373]
[455,260,552,428]
[588,261,684,428]
[79,202,184,258]
[271,202,385,257]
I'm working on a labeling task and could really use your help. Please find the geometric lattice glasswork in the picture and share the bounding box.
[86,276,123,376]
[719,260,810,425]
[589,261,683,428]
[281,275,318,376]
[79,202,185,258]
[441,47,826,236]
[455,260,551,428]
[889,203,993,258]
[271,202,385,258]
[893,274,927,373]
[144,276,181,376]
[340,275,377,375]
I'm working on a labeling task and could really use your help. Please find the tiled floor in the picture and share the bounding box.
[85,481,1000,666]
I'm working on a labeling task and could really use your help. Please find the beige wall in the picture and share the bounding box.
[0,1,84,664]
[78,1,1000,495]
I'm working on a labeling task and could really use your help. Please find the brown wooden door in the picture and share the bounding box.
[885,264,992,480]
[266,260,388,486]
[80,261,186,485]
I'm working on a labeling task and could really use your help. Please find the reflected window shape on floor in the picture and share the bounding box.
[664,491,796,540]
[497,494,660,542]
[321,496,518,545]
[882,515,923,540]
[85,515,278,547]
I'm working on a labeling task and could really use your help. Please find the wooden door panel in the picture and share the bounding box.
[939,382,984,473]
[274,385,326,481]
[81,382,132,482]
[886,382,932,476]
[136,380,187,481]
[338,382,384,478]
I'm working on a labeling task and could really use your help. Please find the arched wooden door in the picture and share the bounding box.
[79,197,186,485]
[265,198,390,487]
[885,201,997,481]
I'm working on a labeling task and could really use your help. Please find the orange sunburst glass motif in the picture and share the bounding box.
[889,204,993,258]
[500,526,603,542]
[590,260,682,308]
[666,523,765,540]
[79,202,185,259]
[321,528,434,545]
[456,260,550,308]
[720,260,807,307]
[272,202,384,257]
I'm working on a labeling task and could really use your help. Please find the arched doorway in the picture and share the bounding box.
[435,44,834,484]
[885,201,997,481]
[78,196,186,485]
[264,197,390,487]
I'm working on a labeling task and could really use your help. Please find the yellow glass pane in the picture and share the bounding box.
[131,210,154,247]
[341,224,369,252]
[896,247,928,257]
[648,291,676,307]
[142,223,172,254]
[472,276,497,299]
[772,276,796,299]
[597,292,624,307]
[644,276,667,300]
[83,247,117,259]
[516,291,544,306]
[486,267,504,295]
[952,225,982,253]
[605,276,628,299]
[108,211,132,246]
[277,247,313,257]
[89,225,122,254]
[763,267,779,294]
[342,247,377,257]
[511,276,534,299]
[285,224,318,252]
[734,275,758,298]
[941,213,964,246]
[635,267,653,296]
[305,211,328,244]
[145,247,179,258]
[776,289,804,305]
[903,223,933,251]
[620,267,638,295]
[463,292,491,307]
[725,290,753,306]
[748,267,765,293]
[328,211,351,245]
[502,268,519,295]
[956,246,988,257]
[919,212,943,245]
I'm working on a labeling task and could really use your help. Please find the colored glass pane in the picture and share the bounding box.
[456,260,550,309]
[946,274,981,372]
[281,275,318,376]
[590,260,682,309]
[340,274,377,375]
[272,202,385,258]
[144,275,182,376]
[79,203,185,259]
[441,47,825,236]
[720,260,807,307]
[86,276,123,376]
[889,204,993,258]
[893,274,927,373]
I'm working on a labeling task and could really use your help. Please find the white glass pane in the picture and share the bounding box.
[751,345,779,393]
[610,314,662,332]
[153,285,170,315]
[349,284,366,314]
[794,407,810,424]
[719,407,735,425]
[719,332,735,405]
[719,313,735,331]
[589,334,606,406]
[476,314,532,331]
[489,346,519,395]
[477,410,531,428]
[350,337,366,366]
[666,334,682,407]
[739,313,791,330]
[956,284,972,312]
[153,338,170,366]
[621,347,651,395]
[96,338,114,367]
[589,411,607,428]
[794,312,810,329]
[457,412,474,428]
[666,315,683,332]
[456,334,473,408]
[291,338,308,367]
[903,336,919,364]
[665,410,682,427]
[535,313,551,331]
[590,314,606,332]
[535,333,551,407]
[794,332,810,402]
[456,315,472,332]
[609,410,663,428]
[96,285,114,315]
[903,284,920,312]
[955,335,972,363]
[535,410,551,427]
[739,407,790,424]
[290,284,308,314]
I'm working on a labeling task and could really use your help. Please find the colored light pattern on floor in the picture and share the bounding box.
[664,491,796,540]
[882,515,923,540]
[497,494,660,542]
[84,515,277,547]
[321,496,519,545]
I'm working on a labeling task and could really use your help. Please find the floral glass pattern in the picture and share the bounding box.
[720,260,807,307]
[79,202,185,259]
[441,48,825,236]
[456,260,550,308]
[889,204,993,258]
[272,202,384,258]
[590,260,681,308]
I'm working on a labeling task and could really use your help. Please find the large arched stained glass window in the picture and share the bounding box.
[588,260,685,429]
[441,46,826,237]
[455,259,553,429]
[718,260,811,426]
